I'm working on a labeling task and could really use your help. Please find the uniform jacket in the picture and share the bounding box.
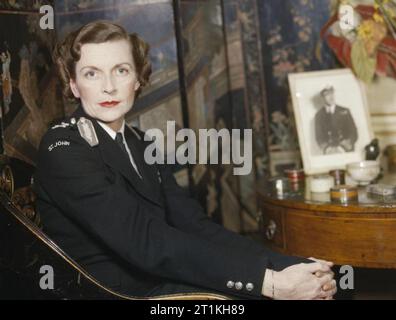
[314,105,358,152]
[34,107,308,299]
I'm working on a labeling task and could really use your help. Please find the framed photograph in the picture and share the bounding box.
[288,69,373,175]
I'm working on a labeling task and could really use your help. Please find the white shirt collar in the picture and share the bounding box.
[97,120,125,140]
[96,119,143,179]
[325,104,336,114]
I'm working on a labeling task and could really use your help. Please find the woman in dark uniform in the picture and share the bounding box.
[34,21,336,300]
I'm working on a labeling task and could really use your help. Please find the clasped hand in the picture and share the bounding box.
[263,257,337,300]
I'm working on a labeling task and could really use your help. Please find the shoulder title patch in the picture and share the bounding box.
[48,140,70,152]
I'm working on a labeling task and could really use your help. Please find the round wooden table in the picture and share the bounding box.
[257,175,396,269]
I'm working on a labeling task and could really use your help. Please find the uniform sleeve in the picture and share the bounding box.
[314,111,326,148]
[345,109,358,144]
[35,131,269,298]
[157,163,311,271]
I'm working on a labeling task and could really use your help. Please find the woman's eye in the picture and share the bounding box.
[84,71,98,79]
[116,68,129,76]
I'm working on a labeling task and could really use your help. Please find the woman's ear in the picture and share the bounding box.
[134,81,141,91]
[69,79,81,98]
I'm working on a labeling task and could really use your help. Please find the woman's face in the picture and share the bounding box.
[70,39,140,127]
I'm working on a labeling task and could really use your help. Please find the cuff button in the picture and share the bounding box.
[246,283,254,291]
[226,281,235,288]
[235,282,243,290]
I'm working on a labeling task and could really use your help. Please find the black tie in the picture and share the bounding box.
[115,132,128,155]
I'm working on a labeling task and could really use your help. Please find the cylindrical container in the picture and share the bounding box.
[310,175,334,193]
[330,185,358,204]
[329,169,346,185]
[311,191,331,202]
[290,181,304,192]
[267,177,289,198]
[285,169,305,183]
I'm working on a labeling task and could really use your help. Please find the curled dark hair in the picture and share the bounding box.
[53,20,152,102]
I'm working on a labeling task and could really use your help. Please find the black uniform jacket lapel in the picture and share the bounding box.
[123,126,163,204]
[72,107,163,207]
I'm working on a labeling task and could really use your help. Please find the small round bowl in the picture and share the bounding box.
[346,161,380,186]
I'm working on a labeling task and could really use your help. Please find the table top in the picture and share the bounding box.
[257,173,396,212]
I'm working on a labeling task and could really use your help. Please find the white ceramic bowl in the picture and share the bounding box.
[346,161,380,186]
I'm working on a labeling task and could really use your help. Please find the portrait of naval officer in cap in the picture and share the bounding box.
[314,85,358,155]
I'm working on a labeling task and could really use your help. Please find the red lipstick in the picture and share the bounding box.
[99,101,120,108]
